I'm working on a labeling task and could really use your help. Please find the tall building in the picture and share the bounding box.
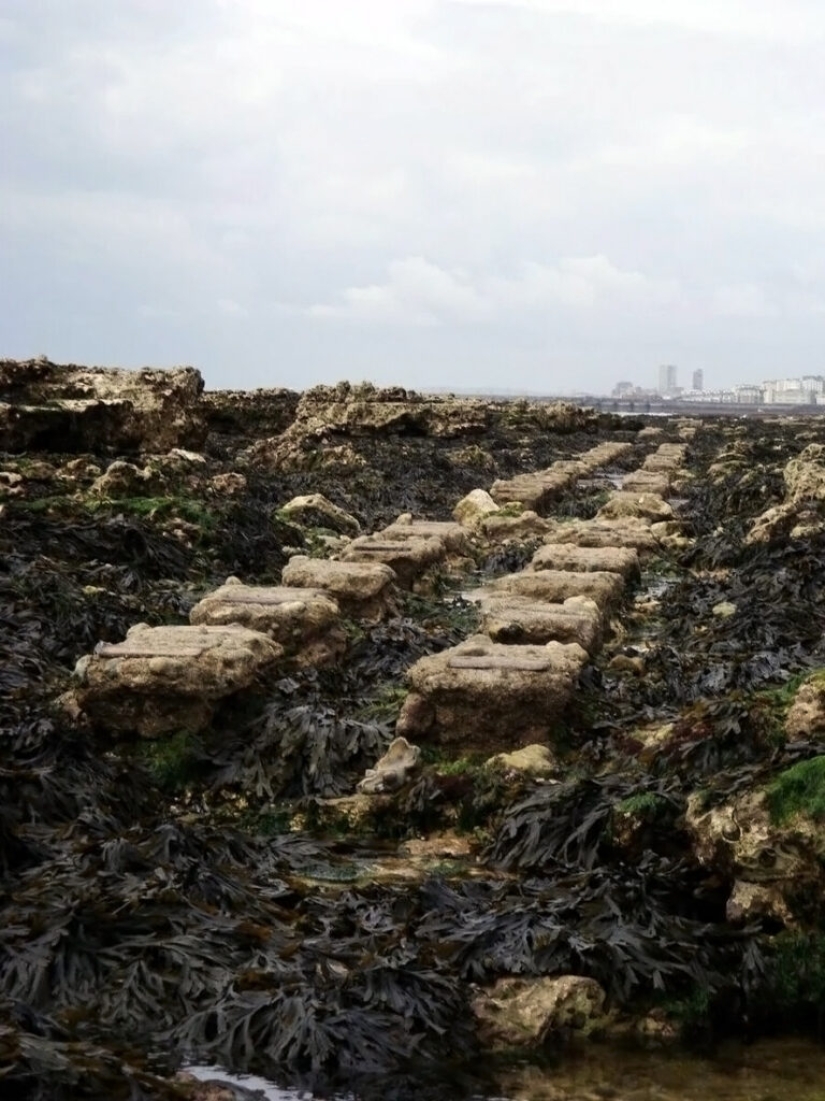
[658,364,677,394]
[692,369,704,392]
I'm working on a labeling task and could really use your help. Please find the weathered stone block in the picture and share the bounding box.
[70,623,282,737]
[491,568,625,612]
[529,543,640,581]
[396,634,588,752]
[281,555,398,622]
[189,577,345,666]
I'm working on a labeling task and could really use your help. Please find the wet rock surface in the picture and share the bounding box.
[7,372,825,1099]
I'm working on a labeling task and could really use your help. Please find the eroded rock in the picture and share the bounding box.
[0,359,205,453]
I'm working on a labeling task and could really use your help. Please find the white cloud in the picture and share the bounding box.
[308,254,683,325]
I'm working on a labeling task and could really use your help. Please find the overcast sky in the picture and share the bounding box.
[3,1,825,394]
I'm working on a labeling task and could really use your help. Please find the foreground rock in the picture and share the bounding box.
[0,358,206,453]
[69,623,282,737]
[281,555,399,622]
[396,634,588,752]
[189,577,345,666]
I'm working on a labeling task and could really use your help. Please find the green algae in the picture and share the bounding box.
[767,756,825,824]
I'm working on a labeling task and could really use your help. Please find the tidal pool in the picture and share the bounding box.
[187,1038,825,1101]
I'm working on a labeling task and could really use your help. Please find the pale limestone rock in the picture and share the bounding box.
[70,623,282,738]
[620,470,670,496]
[529,543,640,581]
[597,492,674,522]
[473,976,607,1047]
[486,743,558,777]
[397,634,588,753]
[453,488,500,529]
[357,736,421,794]
[786,679,825,741]
[481,510,552,542]
[189,577,345,666]
[382,516,470,554]
[490,469,575,514]
[282,555,398,623]
[279,493,361,536]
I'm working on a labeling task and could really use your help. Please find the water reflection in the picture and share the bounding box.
[186,1039,825,1101]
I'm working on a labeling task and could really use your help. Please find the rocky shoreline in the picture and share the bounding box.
[4,359,825,1099]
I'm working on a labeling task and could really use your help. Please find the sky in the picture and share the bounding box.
[3,0,825,394]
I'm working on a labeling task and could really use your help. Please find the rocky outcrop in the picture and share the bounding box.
[0,359,206,453]
[246,383,603,471]
[202,387,300,440]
